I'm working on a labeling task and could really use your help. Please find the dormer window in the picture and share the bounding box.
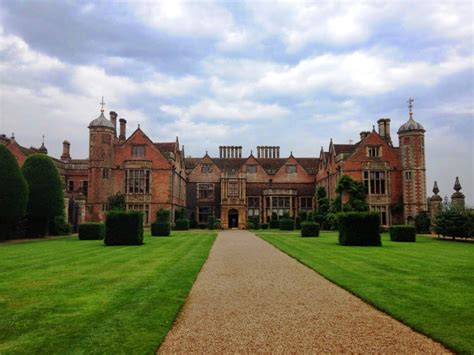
[287,165,297,173]
[367,146,381,158]
[201,163,212,173]
[132,145,145,157]
[247,165,257,174]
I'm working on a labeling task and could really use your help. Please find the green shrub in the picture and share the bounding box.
[434,208,471,239]
[301,221,320,237]
[175,208,187,220]
[246,220,255,229]
[338,212,381,246]
[269,212,279,229]
[247,216,259,229]
[259,223,268,229]
[198,223,207,229]
[279,218,294,231]
[0,145,28,240]
[49,216,71,236]
[151,222,170,236]
[156,208,171,222]
[22,154,64,237]
[415,212,431,233]
[174,218,190,230]
[389,225,416,242]
[105,211,144,245]
[78,223,105,240]
[295,216,302,229]
[189,217,198,229]
[299,211,308,222]
[208,216,217,230]
[326,213,339,230]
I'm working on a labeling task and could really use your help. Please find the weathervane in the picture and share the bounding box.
[100,96,106,113]
[42,134,45,144]
[408,97,414,119]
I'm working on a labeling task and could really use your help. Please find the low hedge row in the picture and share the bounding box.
[389,225,416,242]
[338,212,381,246]
[105,211,143,245]
[174,218,190,230]
[260,223,269,229]
[279,218,294,231]
[152,222,170,236]
[301,221,320,237]
[78,223,105,240]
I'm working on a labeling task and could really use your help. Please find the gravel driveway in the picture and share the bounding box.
[158,230,449,353]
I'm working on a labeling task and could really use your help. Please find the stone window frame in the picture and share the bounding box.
[198,206,214,223]
[370,205,389,226]
[197,183,214,200]
[405,171,413,181]
[201,163,212,173]
[67,180,74,192]
[131,145,146,157]
[287,165,297,174]
[363,170,387,195]
[125,169,151,194]
[367,145,382,158]
[228,180,239,197]
[247,165,257,174]
[299,196,313,210]
[247,196,260,217]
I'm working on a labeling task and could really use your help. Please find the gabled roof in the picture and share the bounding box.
[294,158,319,175]
[154,142,177,159]
[213,158,247,172]
[333,144,356,155]
[184,158,201,173]
[255,158,287,175]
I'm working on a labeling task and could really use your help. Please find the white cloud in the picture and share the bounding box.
[131,0,234,38]
[161,99,289,121]
[144,73,203,97]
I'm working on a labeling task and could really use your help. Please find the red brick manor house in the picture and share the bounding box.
[2,100,427,229]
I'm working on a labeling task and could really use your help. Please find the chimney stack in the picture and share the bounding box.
[61,140,71,162]
[377,118,392,145]
[119,118,127,142]
[109,111,118,135]
[360,131,370,140]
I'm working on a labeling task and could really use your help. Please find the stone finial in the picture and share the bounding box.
[453,176,462,192]
[433,181,440,195]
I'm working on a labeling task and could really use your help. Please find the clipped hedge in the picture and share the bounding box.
[105,211,143,245]
[295,216,302,230]
[260,223,269,229]
[389,225,416,242]
[279,218,295,231]
[156,208,171,223]
[151,222,170,236]
[269,218,279,229]
[198,223,207,229]
[78,223,105,240]
[174,218,190,230]
[49,216,71,236]
[338,212,381,246]
[301,221,320,237]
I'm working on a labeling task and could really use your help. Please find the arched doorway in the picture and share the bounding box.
[228,209,239,229]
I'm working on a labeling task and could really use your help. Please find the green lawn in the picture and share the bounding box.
[0,230,216,354]
[256,230,474,353]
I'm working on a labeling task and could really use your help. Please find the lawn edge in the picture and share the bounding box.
[256,232,457,354]
[154,231,218,353]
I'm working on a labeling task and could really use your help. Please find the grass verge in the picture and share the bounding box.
[0,230,216,354]
[256,230,474,353]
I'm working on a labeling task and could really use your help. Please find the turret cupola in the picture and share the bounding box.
[88,97,114,130]
[398,97,425,133]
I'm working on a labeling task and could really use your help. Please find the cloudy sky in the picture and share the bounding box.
[0,1,473,204]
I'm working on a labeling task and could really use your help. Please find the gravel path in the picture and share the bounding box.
[159,230,449,353]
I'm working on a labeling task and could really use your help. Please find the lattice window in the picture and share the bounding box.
[126,169,150,194]
[132,145,145,157]
[228,181,239,197]
[364,171,386,195]
[198,183,214,200]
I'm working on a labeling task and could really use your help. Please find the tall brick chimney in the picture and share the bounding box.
[377,118,392,145]
[119,118,127,142]
[61,140,71,162]
[109,111,117,135]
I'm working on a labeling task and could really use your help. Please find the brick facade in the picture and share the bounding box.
[1,106,428,229]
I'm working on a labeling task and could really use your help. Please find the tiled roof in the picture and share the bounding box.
[295,158,319,175]
[255,158,287,175]
[184,158,201,173]
[334,144,356,155]
[213,158,247,172]
[154,142,177,159]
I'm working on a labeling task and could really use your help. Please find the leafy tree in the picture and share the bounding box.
[335,175,368,212]
[0,145,28,240]
[107,193,125,211]
[415,211,431,234]
[315,186,330,227]
[22,154,64,237]
[433,208,470,239]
